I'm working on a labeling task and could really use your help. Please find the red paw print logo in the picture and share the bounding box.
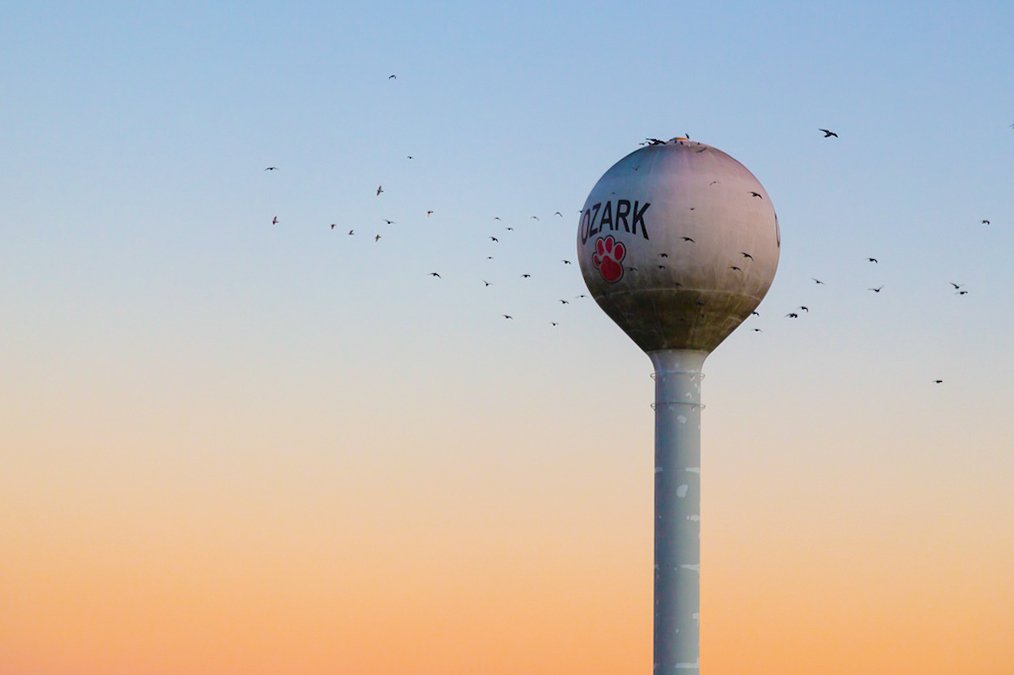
[593,235,626,283]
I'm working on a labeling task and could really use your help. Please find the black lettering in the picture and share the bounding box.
[580,209,592,244]
[615,200,631,233]
[632,201,651,240]
[600,201,613,231]
[589,202,602,236]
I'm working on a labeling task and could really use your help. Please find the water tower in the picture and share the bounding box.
[577,138,779,674]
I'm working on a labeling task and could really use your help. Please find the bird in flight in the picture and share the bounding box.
[981,219,990,225]
[482,280,491,287]
[264,166,278,171]
[681,236,696,243]
[709,180,720,185]
[429,272,441,278]
[388,74,397,80]
[956,289,969,295]
[751,311,760,316]
[658,265,667,270]
[659,253,669,258]
[798,306,809,312]
[749,191,763,199]
[576,294,587,299]
[494,216,501,221]
[505,226,514,231]
[812,278,825,285]
[489,236,499,242]
[521,274,531,279]
[376,185,383,196]
[819,129,838,138]
[374,234,381,242]
[644,138,666,145]
[559,299,570,304]
[554,212,563,217]
[869,285,883,293]
[486,256,494,260]
[383,219,395,225]
[562,259,572,265]
[426,210,434,217]
[503,314,513,320]
[867,257,878,264]
[551,322,559,327]
[949,282,963,290]
[786,312,799,318]
[272,216,279,225]
[730,265,742,272]
[530,216,539,221]
[740,252,754,260]
[751,328,762,332]
[330,223,336,230]
[347,229,354,236]
[407,155,414,160]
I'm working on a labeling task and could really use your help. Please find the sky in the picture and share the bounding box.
[2,2,1013,673]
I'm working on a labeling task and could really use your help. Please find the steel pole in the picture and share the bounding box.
[650,348,707,674]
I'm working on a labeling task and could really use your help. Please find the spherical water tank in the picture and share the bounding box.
[577,139,779,353]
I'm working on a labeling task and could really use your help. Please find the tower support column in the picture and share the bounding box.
[649,349,707,674]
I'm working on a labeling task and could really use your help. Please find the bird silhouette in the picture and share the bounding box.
[709,180,720,185]
[426,210,434,217]
[374,234,381,242]
[272,216,279,225]
[551,322,559,326]
[934,379,943,384]
[383,219,395,225]
[503,315,513,320]
[521,274,531,278]
[812,278,825,285]
[505,227,514,231]
[982,219,991,225]
[562,259,572,265]
[751,311,760,317]
[867,257,879,263]
[740,252,754,260]
[659,253,669,258]
[658,265,667,270]
[786,312,799,318]
[644,138,666,145]
[949,282,963,290]
[956,290,969,296]
[348,230,354,236]
[576,294,587,299]
[388,74,396,80]
[559,299,569,304]
[489,236,499,242]
[264,166,278,171]
[681,236,696,243]
[730,265,742,272]
[482,280,491,287]
[819,129,838,138]
[330,223,336,230]
[751,328,762,332]
[749,191,763,199]
[407,155,414,159]
[429,272,441,278]
[869,285,883,293]
[554,212,563,217]
[799,306,809,312]
[494,216,501,221]
[530,216,539,221]
[376,185,383,196]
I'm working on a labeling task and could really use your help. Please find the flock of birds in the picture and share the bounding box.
[261,76,1002,386]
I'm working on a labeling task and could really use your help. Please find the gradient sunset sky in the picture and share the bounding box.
[2,2,1013,673]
